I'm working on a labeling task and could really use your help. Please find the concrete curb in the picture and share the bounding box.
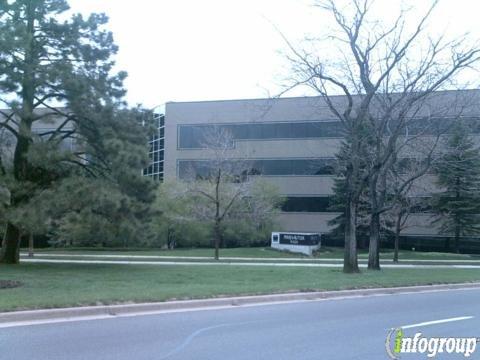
[2,282,480,326]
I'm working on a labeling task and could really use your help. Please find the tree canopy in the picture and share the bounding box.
[0,0,156,263]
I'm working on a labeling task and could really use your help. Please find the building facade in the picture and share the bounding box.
[143,113,165,181]
[149,91,480,250]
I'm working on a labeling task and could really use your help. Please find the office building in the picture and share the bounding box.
[145,90,480,249]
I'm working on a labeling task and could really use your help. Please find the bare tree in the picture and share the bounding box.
[282,0,480,272]
[182,127,280,260]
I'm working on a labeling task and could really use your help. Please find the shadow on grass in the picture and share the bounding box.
[0,280,23,289]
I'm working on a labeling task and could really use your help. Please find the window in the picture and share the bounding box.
[178,158,336,179]
[178,117,480,149]
[144,114,165,181]
[178,121,344,149]
[281,197,332,212]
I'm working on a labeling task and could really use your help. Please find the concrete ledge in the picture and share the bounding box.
[2,282,480,325]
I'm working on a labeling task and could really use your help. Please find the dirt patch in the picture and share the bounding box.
[0,280,22,289]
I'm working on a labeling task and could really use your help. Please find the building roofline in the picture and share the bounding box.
[165,88,480,106]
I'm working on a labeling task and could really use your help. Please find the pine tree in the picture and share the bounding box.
[0,1,154,263]
[327,125,376,254]
[327,176,371,247]
[431,124,480,253]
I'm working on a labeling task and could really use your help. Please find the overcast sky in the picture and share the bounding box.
[68,0,480,108]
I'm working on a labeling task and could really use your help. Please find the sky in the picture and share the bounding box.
[68,0,480,109]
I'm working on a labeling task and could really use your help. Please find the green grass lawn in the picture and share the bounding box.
[1,262,480,312]
[24,246,480,261]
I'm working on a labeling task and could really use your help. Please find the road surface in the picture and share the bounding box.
[2,288,480,359]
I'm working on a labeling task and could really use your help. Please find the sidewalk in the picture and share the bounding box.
[20,252,480,263]
[20,257,480,269]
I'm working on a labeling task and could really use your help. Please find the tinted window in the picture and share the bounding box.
[178,118,480,149]
[178,158,336,179]
[281,197,332,212]
[178,121,344,149]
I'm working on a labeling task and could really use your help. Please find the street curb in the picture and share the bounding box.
[2,282,480,325]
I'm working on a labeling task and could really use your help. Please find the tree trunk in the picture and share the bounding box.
[219,232,225,248]
[0,2,36,265]
[393,214,401,263]
[343,199,359,273]
[454,176,461,254]
[167,226,176,250]
[454,224,460,254]
[368,167,385,270]
[0,223,21,264]
[368,212,381,270]
[214,221,220,260]
[28,233,34,258]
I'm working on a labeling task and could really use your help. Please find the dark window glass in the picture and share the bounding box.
[261,160,292,175]
[274,123,293,138]
[179,126,193,148]
[229,124,246,139]
[178,160,211,179]
[306,122,324,137]
[178,158,336,179]
[292,122,308,138]
[179,118,480,149]
[311,159,336,175]
[281,197,332,212]
[178,121,344,149]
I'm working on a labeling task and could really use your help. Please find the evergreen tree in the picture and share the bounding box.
[0,0,154,263]
[327,127,375,251]
[431,124,480,253]
[327,176,371,248]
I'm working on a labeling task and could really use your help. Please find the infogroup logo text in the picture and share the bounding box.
[385,328,478,359]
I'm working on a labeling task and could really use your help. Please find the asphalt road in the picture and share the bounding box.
[2,289,480,360]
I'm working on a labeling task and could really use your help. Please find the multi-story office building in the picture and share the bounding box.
[0,108,76,161]
[146,90,480,249]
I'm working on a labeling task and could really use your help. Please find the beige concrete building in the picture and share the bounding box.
[156,90,480,249]
[0,108,76,165]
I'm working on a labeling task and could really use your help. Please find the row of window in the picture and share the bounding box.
[281,197,333,212]
[144,114,165,181]
[178,121,344,148]
[178,158,337,179]
[281,196,432,213]
[150,150,164,163]
[149,139,164,153]
[177,156,439,181]
[143,161,164,176]
[178,117,480,149]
